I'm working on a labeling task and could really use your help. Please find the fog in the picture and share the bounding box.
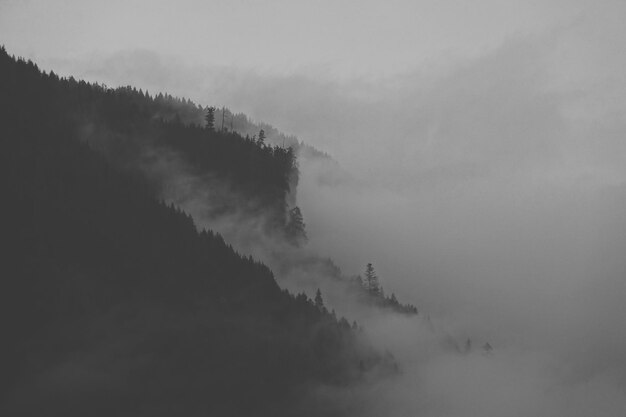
[3,0,626,415]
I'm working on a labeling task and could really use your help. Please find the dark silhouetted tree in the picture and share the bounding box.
[314,289,324,310]
[355,275,364,288]
[365,263,380,295]
[205,106,215,131]
[285,206,307,246]
[390,293,398,305]
[258,129,266,146]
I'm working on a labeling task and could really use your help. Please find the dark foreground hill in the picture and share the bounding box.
[0,47,390,417]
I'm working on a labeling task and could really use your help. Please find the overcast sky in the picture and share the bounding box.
[0,0,588,77]
[3,1,626,415]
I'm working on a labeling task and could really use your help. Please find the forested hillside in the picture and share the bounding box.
[0,47,390,416]
[0,46,303,239]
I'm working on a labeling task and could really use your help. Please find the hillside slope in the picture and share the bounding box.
[0,47,389,417]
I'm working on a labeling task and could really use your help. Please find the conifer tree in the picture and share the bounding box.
[355,275,364,288]
[390,293,398,305]
[314,288,324,310]
[205,106,216,131]
[285,206,307,246]
[365,263,380,296]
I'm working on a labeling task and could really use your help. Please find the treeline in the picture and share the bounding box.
[0,46,303,239]
[214,106,335,173]
[0,46,388,416]
[353,263,419,315]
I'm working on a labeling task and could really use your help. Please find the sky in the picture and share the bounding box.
[0,0,584,77]
[3,1,626,415]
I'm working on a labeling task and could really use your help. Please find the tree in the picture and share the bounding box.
[285,206,307,246]
[389,293,398,306]
[257,129,266,146]
[355,275,364,288]
[364,263,380,296]
[205,106,216,131]
[314,289,324,310]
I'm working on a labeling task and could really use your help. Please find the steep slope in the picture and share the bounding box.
[0,47,389,417]
[0,47,299,237]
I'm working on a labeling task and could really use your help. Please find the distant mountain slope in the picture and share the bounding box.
[0,46,390,417]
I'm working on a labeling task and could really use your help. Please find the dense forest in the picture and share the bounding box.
[0,46,304,240]
[0,47,393,416]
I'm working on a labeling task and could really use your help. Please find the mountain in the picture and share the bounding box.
[0,46,392,417]
[2,47,303,239]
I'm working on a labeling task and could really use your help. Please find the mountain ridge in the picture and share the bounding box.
[1,46,393,416]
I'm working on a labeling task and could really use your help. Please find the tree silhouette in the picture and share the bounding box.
[365,263,380,296]
[355,275,364,288]
[285,206,307,246]
[314,289,324,310]
[390,293,398,305]
[205,106,216,131]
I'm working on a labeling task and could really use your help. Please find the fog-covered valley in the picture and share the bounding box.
[2,0,626,415]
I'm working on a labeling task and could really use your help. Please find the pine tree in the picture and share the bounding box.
[285,206,307,246]
[205,106,216,131]
[257,129,266,146]
[365,263,380,296]
[355,275,364,288]
[314,289,324,310]
[390,293,398,305]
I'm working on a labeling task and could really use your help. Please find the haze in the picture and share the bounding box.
[3,0,626,415]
